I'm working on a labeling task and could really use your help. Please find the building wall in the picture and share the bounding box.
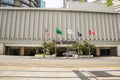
[66,0,114,12]
[0,0,40,7]
[0,8,120,46]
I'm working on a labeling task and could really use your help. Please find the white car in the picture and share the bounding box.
[63,51,77,57]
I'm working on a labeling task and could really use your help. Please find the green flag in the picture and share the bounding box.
[56,28,62,35]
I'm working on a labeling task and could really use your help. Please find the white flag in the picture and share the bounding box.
[67,29,73,34]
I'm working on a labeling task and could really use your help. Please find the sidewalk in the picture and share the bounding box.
[0,67,120,80]
[0,55,120,80]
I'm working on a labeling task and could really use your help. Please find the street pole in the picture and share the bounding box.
[88,35,91,58]
[43,27,46,58]
[78,38,80,59]
[66,28,69,59]
[55,39,57,58]
[55,27,58,58]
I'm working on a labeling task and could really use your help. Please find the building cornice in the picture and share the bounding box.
[0,7,118,14]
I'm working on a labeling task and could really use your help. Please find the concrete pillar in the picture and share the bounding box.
[96,47,100,56]
[117,45,120,56]
[0,44,5,55]
[20,47,24,56]
[110,47,117,56]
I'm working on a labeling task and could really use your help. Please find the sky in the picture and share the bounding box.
[43,0,97,8]
[87,0,97,2]
[43,0,64,8]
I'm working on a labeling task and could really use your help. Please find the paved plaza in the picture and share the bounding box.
[0,55,120,80]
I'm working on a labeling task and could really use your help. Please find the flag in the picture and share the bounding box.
[67,29,73,34]
[56,28,62,35]
[78,32,82,37]
[45,29,50,37]
[89,30,95,36]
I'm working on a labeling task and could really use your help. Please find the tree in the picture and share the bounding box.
[105,0,113,7]
[82,40,96,56]
[89,43,96,56]
[71,40,96,58]
[71,42,83,58]
[79,0,113,7]
[42,42,55,55]
[72,40,96,56]
[82,40,89,55]
[71,42,79,51]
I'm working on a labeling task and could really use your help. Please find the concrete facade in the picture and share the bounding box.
[66,0,114,12]
[20,47,24,56]
[96,47,100,56]
[0,8,120,56]
[0,44,5,55]
[117,45,120,56]
[110,47,117,56]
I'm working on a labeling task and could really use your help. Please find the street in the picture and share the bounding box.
[0,55,120,80]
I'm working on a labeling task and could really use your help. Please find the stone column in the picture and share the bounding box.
[110,47,117,56]
[96,47,100,56]
[117,45,120,56]
[20,47,24,56]
[0,44,5,55]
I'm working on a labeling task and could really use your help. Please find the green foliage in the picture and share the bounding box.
[42,42,55,55]
[82,40,96,55]
[89,44,96,54]
[105,0,113,7]
[71,42,83,51]
[79,0,84,3]
[79,0,113,7]
[71,40,96,55]
[79,44,83,51]
[71,42,79,51]
[82,40,89,55]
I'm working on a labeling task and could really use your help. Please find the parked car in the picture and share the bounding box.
[63,51,77,57]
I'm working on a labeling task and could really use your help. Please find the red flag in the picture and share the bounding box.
[45,29,50,37]
[89,30,95,36]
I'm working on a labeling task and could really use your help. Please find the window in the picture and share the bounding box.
[22,0,30,4]
[22,4,29,7]
[3,0,14,3]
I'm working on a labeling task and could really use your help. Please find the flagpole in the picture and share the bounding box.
[43,28,45,58]
[56,28,62,58]
[88,33,91,59]
[55,28,57,58]
[55,39,57,58]
[77,32,82,59]
[55,31,57,58]
[66,27,69,58]
[78,38,79,59]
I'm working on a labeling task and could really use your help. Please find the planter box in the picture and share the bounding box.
[79,55,93,58]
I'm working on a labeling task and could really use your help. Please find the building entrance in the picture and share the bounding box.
[100,48,110,56]
[5,47,20,55]
[57,47,67,56]
[24,47,43,56]
[24,48,37,56]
